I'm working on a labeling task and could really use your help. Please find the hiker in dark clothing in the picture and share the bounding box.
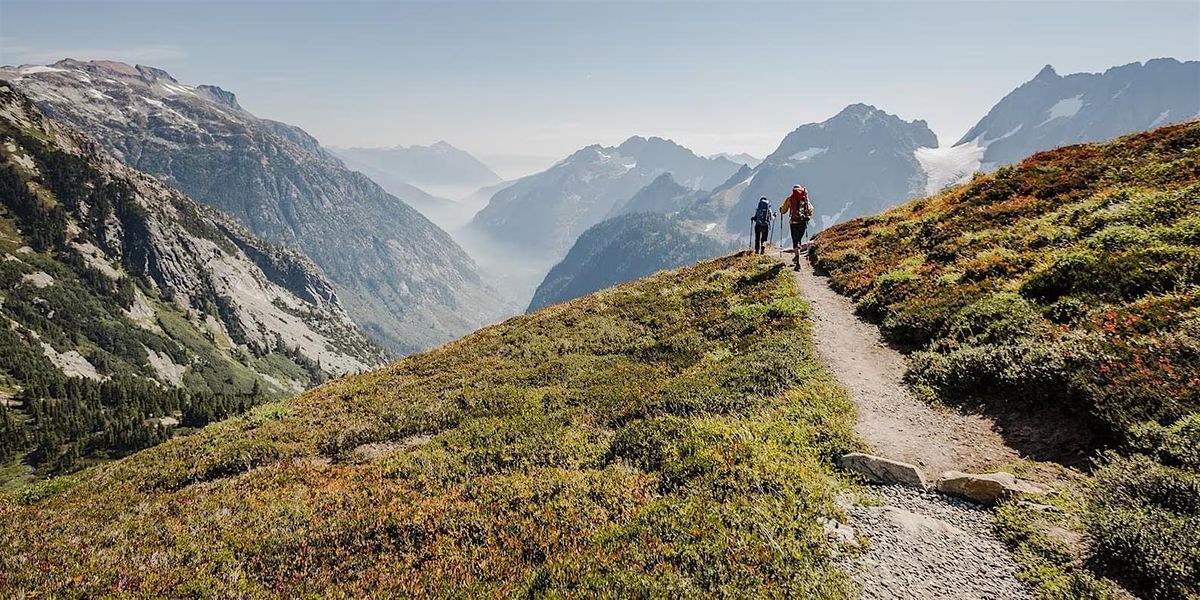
[751,196,773,254]
[780,185,814,270]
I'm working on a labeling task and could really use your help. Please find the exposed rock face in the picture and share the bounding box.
[470,136,741,259]
[694,104,937,234]
[935,471,1050,506]
[837,453,929,488]
[0,60,507,354]
[0,82,383,384]
[958,58,1200,170]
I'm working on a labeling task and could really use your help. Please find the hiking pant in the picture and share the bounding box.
[754,224,769,254]
[789,221,808,264]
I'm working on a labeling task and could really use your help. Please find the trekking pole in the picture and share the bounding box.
[777,218,782,259]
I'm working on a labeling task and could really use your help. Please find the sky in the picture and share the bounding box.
[2,1,1198,179]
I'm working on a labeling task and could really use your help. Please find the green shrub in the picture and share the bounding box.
[16,475,76,505]
[809,122,1200,598]
[1088,454,1200,599]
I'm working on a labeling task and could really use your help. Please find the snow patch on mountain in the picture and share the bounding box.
[788,147,828,162]
[84,89,113,101]
[820,201,854,231]
[975,124,1024,147]
[159,82,195,96]
[914,143,984,195]
[18,66,67,76]
[1041,94,1084,125]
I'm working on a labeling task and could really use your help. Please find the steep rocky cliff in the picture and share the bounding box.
[1,60,508,354]
[0,82,384,475]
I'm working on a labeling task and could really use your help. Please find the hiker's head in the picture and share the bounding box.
[793,185,808,200]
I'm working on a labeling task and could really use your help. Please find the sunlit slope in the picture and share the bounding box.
[1,253,861,598]
[812,121,1200,598]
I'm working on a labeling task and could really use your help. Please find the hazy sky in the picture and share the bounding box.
[3,1,1198,178]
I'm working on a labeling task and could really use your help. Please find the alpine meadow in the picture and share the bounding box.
[2,1,1199,598]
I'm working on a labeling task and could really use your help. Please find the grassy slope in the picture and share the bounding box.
[811,122,1200,599]
[1,253,862,597]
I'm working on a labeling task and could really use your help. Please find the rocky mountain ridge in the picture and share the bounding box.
[468,135,741,258]
[957,58,1200,170]
[0,82,385,475]
[683,104,936,236]
[0,59,507,355]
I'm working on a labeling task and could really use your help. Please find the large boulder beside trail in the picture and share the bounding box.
[837,453,928,488]
[935,471,1050,505]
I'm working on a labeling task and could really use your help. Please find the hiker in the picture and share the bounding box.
[750,196,773,254]
[780,185,814,270]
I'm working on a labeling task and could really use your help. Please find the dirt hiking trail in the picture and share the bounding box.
[788,254,1022,477]
[778,249,1030,598]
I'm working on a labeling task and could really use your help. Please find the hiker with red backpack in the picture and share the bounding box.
[780,185,814,270]
[750,196,774,254]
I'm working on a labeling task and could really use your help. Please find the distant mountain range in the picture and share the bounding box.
[330,142,499,227]
[1,60,509,354]
[709,152,762,167]
[959,58,1200,170]
[0,83,385,474]
[606,172,707,219]
[527,213,734,311]
[691,59,1200,239]
[469,136,741,258]
[703,103,937,234]
[522,58,1199,310]
[331,141,500,190]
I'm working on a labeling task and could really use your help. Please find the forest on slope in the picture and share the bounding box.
[812,121,1200,599]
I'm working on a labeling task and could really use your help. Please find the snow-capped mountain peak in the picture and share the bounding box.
[956,58,1200,169]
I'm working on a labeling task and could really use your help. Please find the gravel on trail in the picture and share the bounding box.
[842,485,1029,599]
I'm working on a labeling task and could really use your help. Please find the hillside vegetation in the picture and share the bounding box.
[1,253,863,597]
[812,121,1200,598]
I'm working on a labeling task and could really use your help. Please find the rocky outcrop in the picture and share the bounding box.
[837,452,928,488]
[935,471,1051,506]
